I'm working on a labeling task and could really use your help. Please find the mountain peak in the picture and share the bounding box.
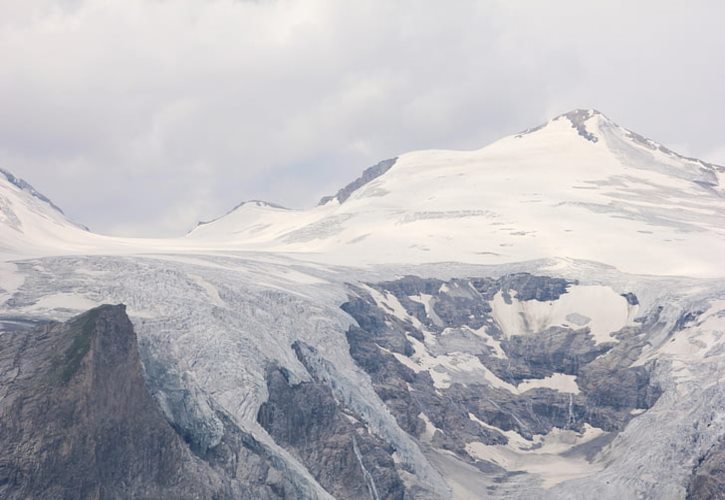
[235,200,289,210]
[182,108,725,276]
[0,167,90,249]
[555,108,609,143]
[191,199,289,232]
[559,108,604,118]
[515,108,615,144]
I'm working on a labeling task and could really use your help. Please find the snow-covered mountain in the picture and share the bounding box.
[187,109,725,277]
[0,168,92,255]
[4,109,725,277]
[1,109,724,499]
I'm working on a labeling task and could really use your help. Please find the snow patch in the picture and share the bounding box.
[395,335,579,395]
[27,292,99,312]
[465,424,606,488]
[517,373,580,394]
[490,285,638,345]
[658,299,725,364]
[418,412,441,441]
[409,293,444,327]
[0,261,24,304]
[363,285,425,330]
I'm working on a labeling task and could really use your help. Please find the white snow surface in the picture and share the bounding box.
[2,110,724,278]
[465,424,606,489]
[490,285,638,345]
[182,110,725,278]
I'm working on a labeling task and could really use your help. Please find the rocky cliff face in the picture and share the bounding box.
[339,273,664,493]
[0,304,306,500]
[688,439,725,499]
[258,343,407,500]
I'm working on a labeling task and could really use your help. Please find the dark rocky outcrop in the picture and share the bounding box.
[495,273,571,303]
[318,158,397,205]
[561,109,600,143]
[0,305,300,500]
[0,167,68,216]
[687,438,725,500]
[258,342,406,500]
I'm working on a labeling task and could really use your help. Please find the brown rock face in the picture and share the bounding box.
[0,304,300,500]
[688,439,725,500]
[258,363,406,500]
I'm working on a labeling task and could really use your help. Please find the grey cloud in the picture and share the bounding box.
[0,0,723,236]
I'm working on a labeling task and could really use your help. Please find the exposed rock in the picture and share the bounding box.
[258,342,407,500]
[620,292,639,306]
[0,305,302,500]
[495,274,572,303]
[341,274,661,475]
[687,438,725,499]
[561,109,600,143]
[489,326,612,382]
[319,158,397,205]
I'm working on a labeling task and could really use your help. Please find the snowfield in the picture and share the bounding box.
[186,109,725,278]
[1,109,724,499]
[2,109,724,277]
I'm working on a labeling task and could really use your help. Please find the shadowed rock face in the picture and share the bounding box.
[688,439,725,500]
[0,305,300,500]
[258,342,406,500]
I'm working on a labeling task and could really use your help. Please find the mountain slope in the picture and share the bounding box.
[0,169,94,256]
[3,254,722,499]
[4,109,723,276]
[187,109,725,277]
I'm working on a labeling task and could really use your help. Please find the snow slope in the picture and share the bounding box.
[3,109,723,278]
[187,109,725,277]
[0,169,93,255]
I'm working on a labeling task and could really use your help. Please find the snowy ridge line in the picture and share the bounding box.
[0,167,68,216]
[180,109,725,278]
[2,108,725,278]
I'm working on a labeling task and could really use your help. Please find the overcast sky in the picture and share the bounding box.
[1,0,723,236]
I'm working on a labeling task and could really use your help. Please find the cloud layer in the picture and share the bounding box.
[1,0,723,236]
